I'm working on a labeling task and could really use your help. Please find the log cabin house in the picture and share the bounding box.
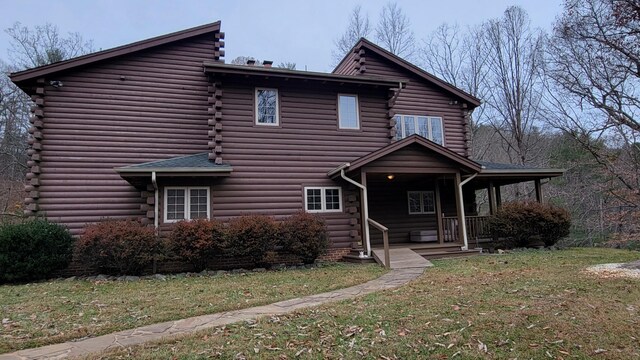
[10,21,563,266]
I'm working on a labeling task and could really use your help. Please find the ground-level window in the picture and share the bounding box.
[394,115,444,145]
[255,88,279,125]
[165,187,210,222]
[407,191,435,214]
[338,94,360,129]
[304,187,342,213]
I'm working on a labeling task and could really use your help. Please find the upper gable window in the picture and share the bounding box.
[394,115,444,145]
[338,94,360,129]
[255,88,279,125]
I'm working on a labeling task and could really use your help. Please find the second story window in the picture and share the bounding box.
[338,94,360,129]
[256,88,279,125]
[394,115,444,145]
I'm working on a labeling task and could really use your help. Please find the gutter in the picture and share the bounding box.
[152,171,158,230]
[458,173,478,250]
[339,168,371,258]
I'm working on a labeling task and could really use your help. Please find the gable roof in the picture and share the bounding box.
[328,134,482,177]
[10,21,221,85]
[203,61,408,87]
[333,38,481,108]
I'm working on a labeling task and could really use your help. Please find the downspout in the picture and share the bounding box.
[340,168,371,258]
[458,173,478,250]
[152,171,158,230]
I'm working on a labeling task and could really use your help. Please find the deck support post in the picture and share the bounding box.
[454,172,469,250]
[534,179,543,203]
[488,181,497,215]
[435,178,444,244]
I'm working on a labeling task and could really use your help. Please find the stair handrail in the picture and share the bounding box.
[368,218,390,269]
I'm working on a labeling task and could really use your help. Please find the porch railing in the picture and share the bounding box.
[442,215,492,245]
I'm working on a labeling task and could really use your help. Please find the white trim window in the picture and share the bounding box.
[304,187,342,213]
[407,191,435,215]
[394,115,444,145]
[338,94,360,129]
[255,88,279,125]
[164,187,210,222]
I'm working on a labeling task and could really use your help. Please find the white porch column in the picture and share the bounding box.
[454,172,469,250]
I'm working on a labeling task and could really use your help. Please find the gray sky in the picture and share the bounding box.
[1,0,563,72]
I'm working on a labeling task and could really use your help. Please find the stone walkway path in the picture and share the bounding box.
[1,267,425,360]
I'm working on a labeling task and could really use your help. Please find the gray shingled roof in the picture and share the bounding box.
[116,153,232,173]
[477,161,531,170]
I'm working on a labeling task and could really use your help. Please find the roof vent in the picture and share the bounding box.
[263,60,273,68]
[247,59,256,66]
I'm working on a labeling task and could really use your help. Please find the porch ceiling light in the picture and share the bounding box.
[387,174,395,180]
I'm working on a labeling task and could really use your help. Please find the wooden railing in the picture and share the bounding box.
[442,215,492,244]
[368,218,390,269]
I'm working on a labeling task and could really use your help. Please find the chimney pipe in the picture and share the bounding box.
[247,59,256,66]
[263,60,273,68]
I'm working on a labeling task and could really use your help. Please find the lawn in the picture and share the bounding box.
[88,248,640,359]
[0,263,386,353]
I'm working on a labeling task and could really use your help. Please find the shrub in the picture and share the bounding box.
[281,211,330,264]
[488,201,571,249]
[75,219,158,275]
[0,219,74,283]
[225,215,279,266]
[166,219,224,271]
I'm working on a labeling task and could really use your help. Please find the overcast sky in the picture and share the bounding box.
[1,0,563,72]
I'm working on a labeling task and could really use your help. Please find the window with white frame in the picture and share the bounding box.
[338,94,360,129]
[255,88,279,125]
[304,187,342,213]
[394,115,444,145]
[164,187,210,222]
[407,191,435,214]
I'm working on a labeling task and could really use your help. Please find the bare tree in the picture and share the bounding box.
[277,62,297,70]
[375,2,415,59]
[544,0,640,240]
[420,23,491,157]
[0,23,93,214]
[481,6,546,166]
[6,22,93,69]
[332,5,372,64]
[230,56,262,66]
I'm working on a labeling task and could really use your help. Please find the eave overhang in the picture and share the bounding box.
[203,62,408,88]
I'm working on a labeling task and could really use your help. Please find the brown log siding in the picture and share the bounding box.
[37,35,216,235]
[335,49,471,157]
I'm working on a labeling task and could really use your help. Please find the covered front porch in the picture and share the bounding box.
[329,135,564,267]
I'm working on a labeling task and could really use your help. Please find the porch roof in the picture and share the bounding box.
[327,135,483,177]
[115,152,233,178]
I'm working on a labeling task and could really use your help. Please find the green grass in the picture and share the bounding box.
[0,263,386,353]
[88,248,640,359]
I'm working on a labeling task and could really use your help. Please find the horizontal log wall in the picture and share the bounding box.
[37,34,218,235]
[212,78,392,248]
[335,49,471,157]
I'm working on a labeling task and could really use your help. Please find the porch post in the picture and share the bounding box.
[495,185,502,208]
[534,179,543,203]
[435,178,444,244]
[454,172,469,250]
[488,181,497,215]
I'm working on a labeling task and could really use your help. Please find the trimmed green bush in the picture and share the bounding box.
[75,219,158,275]
[281,211,330,264]
[488,201,571,249]
[225,214,279,266]
[0,219,74,283]
[166,219,225,271]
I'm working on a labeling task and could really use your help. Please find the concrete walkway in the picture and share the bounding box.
[1,267,426,360]
[372,248,434,269]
